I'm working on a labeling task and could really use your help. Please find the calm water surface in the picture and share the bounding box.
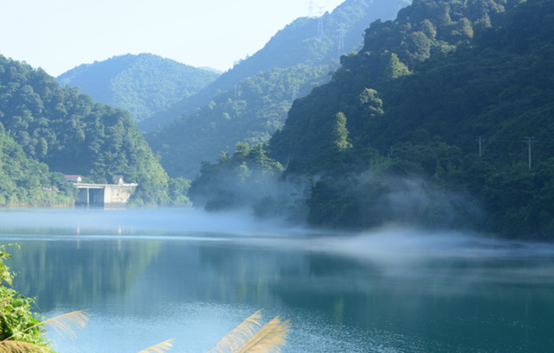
[1,208,554,353]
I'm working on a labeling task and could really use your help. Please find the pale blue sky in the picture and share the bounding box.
[0,0,345,77]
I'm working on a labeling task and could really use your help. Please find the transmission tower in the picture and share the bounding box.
[316,5,325,40]
[337,23,345,57]
[307,0,315,18]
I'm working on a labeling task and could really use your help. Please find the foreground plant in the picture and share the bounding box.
[0,245,289,352]
[0,310,89,352]
[139,310,291,353]
[206,310,291,353]
[0,244,53,352]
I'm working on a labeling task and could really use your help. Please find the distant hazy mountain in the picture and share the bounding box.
[138,0,410,131]
[57,53,220,122]
[200,67,223,75]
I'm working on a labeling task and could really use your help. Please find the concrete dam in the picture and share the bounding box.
[76,183,137,206]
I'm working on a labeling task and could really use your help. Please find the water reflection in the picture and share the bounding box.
[7,240,161,311]
[1,209,554,352]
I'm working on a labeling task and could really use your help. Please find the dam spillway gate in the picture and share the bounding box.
[75,183,138,207]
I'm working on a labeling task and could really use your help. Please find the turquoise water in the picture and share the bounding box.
[1,208,554,352]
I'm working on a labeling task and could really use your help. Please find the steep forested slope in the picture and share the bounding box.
[191,0,554,239]
[0,56,175,205]
[0,123,75,206]
[270,0,523,160]
[57,53,219,122]
[146,65,330,178]
[138,0,410,131]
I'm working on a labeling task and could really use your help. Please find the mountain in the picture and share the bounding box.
[189,0,554,239]
[200,67,223,75]
[142,0,411,179]
[138,0,411,132]
[269,0,522,161]
[146,64,331,178]
[0,55,181,205]
[57,53,219,122]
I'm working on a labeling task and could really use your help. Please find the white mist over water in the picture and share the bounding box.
[2,208,552,259]
[2,208,554,353]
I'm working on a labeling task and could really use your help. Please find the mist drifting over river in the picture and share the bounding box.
[2,208,554,353]
[2,208,551,262]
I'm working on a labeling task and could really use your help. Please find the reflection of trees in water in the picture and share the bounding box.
[272,252,554,353]
[6,236,554,352]
[130,241,312,309]
[7,239,161,311]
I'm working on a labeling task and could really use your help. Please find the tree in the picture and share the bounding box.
[0,245,52,350]
[330,112,352,151]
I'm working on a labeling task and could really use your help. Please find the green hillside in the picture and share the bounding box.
[0,122,75,206]
[190,0,554,239]
[0,55,180,205]
[57,53,219,122]
[138,0,410,132]
[146,65,330,178]
[269,0,523,160]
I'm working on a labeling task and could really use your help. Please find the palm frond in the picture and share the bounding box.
[0,340,50,353]
[137,338,175,353]
[1,311,89,344]
[234,316,291,353]
[206,310,263,353]
[41,310,89,340]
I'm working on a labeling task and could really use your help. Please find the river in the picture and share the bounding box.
[1,208,553,352]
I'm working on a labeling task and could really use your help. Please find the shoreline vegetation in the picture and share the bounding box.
[0,244,289,353]
[2,0,554,240]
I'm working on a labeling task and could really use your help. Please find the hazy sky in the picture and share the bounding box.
[0,0,345,77]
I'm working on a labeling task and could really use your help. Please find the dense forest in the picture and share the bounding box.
[0,55,187,206]
[138,0,410,132]
[0,122,75,206]
[146,65,331,178]
[190,0,554,239]
[57,53,219,123]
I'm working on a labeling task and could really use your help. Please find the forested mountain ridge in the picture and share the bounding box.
[146,65,331,178]
[57,53,219,123]
[138,0,411,131]
[269,0,523,161]
[0,55,181,205]
[191,0,554,239]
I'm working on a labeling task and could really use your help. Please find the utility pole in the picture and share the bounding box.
[475,136,485,158]
[523,137,536,170]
